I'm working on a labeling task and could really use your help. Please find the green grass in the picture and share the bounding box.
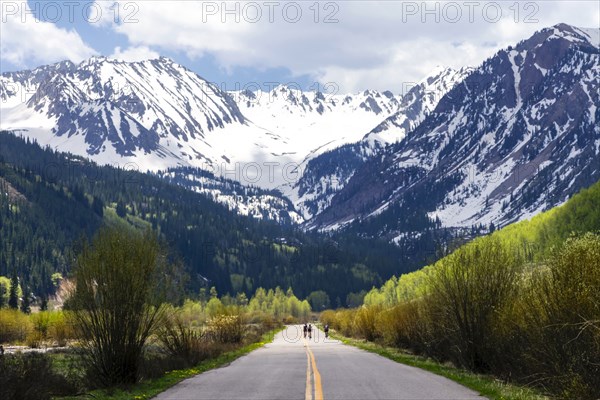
[56,329,282,400]
[328,330,549,400]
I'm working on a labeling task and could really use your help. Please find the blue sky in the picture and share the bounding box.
[1,0,317,90]
[1,1,598,92]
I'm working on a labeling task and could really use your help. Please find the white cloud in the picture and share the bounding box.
[110,46,159,62]
[0,1,96,67]
[93,0,599,92]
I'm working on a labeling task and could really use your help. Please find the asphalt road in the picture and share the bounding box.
[154,325,482,400]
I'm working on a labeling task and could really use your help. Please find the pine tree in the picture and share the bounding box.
[8,272,19,309]
[0,283,5,308]
[116,200,127,218]
[92,196,104,217]
[20,284,31,314]
[40,294,48,311]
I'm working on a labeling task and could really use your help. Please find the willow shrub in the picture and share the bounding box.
[320,233,599,398]
[516,233,600,398]
[0,309,31,343]
[207,313,244,344]
[0,352,80,400]
[319,310,337,328]
[48,311,76,347]
[68,227,173,387]
[375,300,428,352]
[353,305,382,341]
[425,236,522,371]
[337,309,358,337]
[158,313,216,368]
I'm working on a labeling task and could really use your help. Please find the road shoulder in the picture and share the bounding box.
[328,330,548,400]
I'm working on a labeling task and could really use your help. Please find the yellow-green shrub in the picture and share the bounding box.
[516,233,600,398]
[25,330,44,348]
[353,306,381,341]
[207,314,244,343]
[48,311,76,346]
[177,300,206,328]
[0,309,32,343]
[30,311,51,342]
[426,236,522,370]
[158,315,213,367]
[319,310,337,327]
[376,301,427,350]
[333,309,356,337]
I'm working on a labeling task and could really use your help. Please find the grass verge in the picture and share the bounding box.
[328,330,549,400]
[56,328,282,400]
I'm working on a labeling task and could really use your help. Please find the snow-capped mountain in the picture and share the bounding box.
[2,23,597,232]
[0,56,292,178]
[0,58,410,222]
[157,167,303,224]
[231,85,402,164]
[309,24,600,236]
[1,59,405,185]
[285,66,472,220]
[362,66,474,147]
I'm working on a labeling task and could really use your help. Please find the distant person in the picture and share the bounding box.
[324,324,330,338]
[308,324,312,339]
[303,323,308,339]
[0,345,4,356]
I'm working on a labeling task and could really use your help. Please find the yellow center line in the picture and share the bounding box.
[304,338,324,400]
[305,339,313,400]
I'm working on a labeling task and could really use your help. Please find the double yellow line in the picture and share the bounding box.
[304,339,323,400]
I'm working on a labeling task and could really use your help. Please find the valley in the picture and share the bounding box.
[0,15,599,400]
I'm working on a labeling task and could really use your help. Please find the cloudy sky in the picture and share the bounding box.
[1,0,598,93]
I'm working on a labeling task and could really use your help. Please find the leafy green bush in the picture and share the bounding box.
[319,310,337,327]
[29,311,52,346]
[323,231,600,399]
[375,301,426,351]
[49,311,76,347]
[334,309,357,337]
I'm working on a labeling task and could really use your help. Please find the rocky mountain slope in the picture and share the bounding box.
[1,58,409,221]
[286,66,472,219]
[2,24,597,233]
[310,24,600,238]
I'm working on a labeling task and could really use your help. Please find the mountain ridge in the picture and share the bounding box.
[309,23,600,237]
[1,23,598,236]
[2,55,466,223]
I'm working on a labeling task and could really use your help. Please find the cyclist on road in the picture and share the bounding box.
[308,324,313,339]
[303,323,308,338]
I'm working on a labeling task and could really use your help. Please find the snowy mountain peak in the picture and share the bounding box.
[548,23,600,48]
[284,65,473,221]
[232,85,401,116]
[3,24,594,230]
[363,65,473,147]
[231,85,403,166]
[310,23,600,235]
[0,56,288,176]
